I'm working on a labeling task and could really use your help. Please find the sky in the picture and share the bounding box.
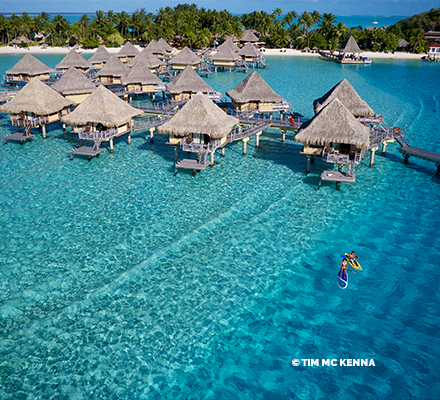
[1,0,438,16]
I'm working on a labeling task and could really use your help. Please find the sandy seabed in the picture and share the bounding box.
[0,44,424,60]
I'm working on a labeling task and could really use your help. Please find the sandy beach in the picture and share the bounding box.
[0,45,425,60]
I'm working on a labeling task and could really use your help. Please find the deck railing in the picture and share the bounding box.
[11,115,49,127]
[180,138,222,153]
[322,148,364,164]
[77,127,119,141]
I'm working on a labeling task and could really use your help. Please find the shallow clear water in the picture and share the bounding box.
[0,54,439,399]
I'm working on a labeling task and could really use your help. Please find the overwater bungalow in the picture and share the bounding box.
[51,67,96,104]
[116,41,139,63]
[240,30,259,44]
[226,71,290,113]
[209,47,240,72]
[145,40,166,58]
[166,66,218,101]
[88,46,112,70]
[62,85,143,157]
[320,36,371,64]
[96,56,129,85]
[55,50,90,74]
[158,91,239,170]
[294,98,370,184]
[238,42,263,67]
[4,54,54,83]
[1,78,74,141]
[122,59,165,98]
[126,49,165,72]
[168,47,202,71]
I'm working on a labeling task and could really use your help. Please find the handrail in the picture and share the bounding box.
[11,115,49,127]
[77,127,119,141]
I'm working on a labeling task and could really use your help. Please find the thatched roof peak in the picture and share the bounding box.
[117,41,140,58]
[61,85,143,127]
[238,42,260,58]
[0,78,73,115]
[122,60,163,85]
[157,92,239,139]
[166,65,213,94]
[313,79,375,117]
[127,49,165,68]
[96,56,129,78]
[226,71,283,103]
[294,98,370,149]
[241,30,259,42]
[56,49,90,70]
[157,38,173,52]
[146,40,165,55]
[6,54,53,76]
[168,46,201,66]
[338,35,361,54]
[88,46,112,64]
[218,38,240,53]
[51,67,96,96]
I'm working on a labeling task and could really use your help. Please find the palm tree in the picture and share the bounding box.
[318,13,336,38]
[298,11,313,35]
[78,14,90,40]
[116,11,130,36]
[282,11,298,29]
[409,29,426,53]
[311,10,321,30]
[257,11,274,36]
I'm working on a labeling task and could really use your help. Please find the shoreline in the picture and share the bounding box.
[0,45,424,60]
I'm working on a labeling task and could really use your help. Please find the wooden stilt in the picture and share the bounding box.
[256,133,260,148]
[174,147,178,162]
[306,157,311,175]
[311,156,315,164]
[404,154,409,164]
[281,129,285,143]
[382,142,387,156]
[127,133,131,145]
[221,147,225,157]
[62,123,66,132]
[149,128,154,143]
[210,152,214,167]
[42,124,46,139]
[242,137,249,156]
[336,182,341,190]
[110,138,114,153]
[370,148,377,167]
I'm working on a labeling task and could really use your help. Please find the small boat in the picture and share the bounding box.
[338,269,348,289]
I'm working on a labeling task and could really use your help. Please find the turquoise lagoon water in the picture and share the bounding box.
[0,54,439,399]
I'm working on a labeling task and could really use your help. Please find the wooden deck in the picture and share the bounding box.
[175,158,209,170]
[3,131,35,143]
[70,146,105,158]
[320,170,356,183]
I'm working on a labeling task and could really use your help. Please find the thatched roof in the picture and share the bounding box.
[210,46,240,62]
[96,56,129,78]
[241,30,259,42]
[218,38,240,53]
[122,60,163,85]
[226,71,283,103]
[146,40,165,55]
[89,46,112,64]
[51,67,96,96]
[168,47,201,66]
[0,78,73,115]
[0,93,11,102]
[157,38,173,52]
[157,92,239,139]
[11,35,31,45]
[398,39,409,47]
[238,42,260,58]
[56,49,90,70]
[117,41,139,58]
[313,79,375,117]
[126,49,165,68]
[338,35,361,54]
[6,54,54,76]
[61,85,143,127]
[166,66,213,94]
[294,98,370,149]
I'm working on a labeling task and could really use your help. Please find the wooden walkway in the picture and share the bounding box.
[3,131,35,143]
[398,146,440,173]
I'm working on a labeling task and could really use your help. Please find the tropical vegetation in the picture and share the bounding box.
[0,6,438,53]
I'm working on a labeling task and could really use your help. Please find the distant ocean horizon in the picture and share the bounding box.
[0,13,408,29]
